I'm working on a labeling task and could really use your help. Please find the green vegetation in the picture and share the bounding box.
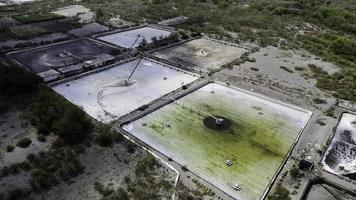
[289,164,301,179]
[13,13,63,24]
[16,137,32,148]
[135,154,160,177]
[27,147,83,190]
[1,187,27,200]
[94,154,172,200]
[313,98,327,104]
[37,134,47,142]
[303,36,355,101]
[6,144,15,152]
[0,161,31,178]
[95,125,123,147]
[0,64,41,97]
[268,182,291,200]
[32,89,93,145]
[126,142,137,153]
[138,33,180,51]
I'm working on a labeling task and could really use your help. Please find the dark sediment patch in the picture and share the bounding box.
[340,130,356,145]
[203,116,232,131]
[344,172,356,180]
[351,121,356,128]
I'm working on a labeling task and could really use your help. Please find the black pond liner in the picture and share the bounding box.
[203,116,232,131]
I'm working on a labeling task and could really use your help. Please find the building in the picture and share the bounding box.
[37,69,61,82]
[84,53,115,69]
[57,63,85,77]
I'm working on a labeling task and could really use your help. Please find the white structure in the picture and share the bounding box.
[52,59,198,123]
[37,69,61,82]
[84,54,116,69]
[57,63,85,76]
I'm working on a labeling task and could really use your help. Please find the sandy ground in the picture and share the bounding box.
[153,38,247,71]
[97,27,173,48]
[0,110,55,167]
[52,59,199,123]
[28,144,176,200]
[213,46,339,107]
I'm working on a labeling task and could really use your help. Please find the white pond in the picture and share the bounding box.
[52,59,198,123]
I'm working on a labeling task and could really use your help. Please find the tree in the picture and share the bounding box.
[96,8,104,19]
[290,164,300,179]
[268,183,291,200]
[0,64,41,97]
[54,106,92,144]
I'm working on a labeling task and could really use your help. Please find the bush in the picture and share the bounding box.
[37,134,46,142]
[33,89,93,145]
[135,154,159,176]
[37,124,50,135]
[268,183,291,200]
[5,187,26,200]
[0,100,9,113]
[6,144,15,152]
[94,181,113,196]
[0,64,41,97]
[30,169,54,190]
[95,131,113,147]
[53,106,93,145]
[289,164,300,179]
[16,138,32,148]
[126,142,136,153]
[28,147,83,190]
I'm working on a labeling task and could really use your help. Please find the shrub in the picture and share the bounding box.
[30,169,54,190]
[95,131,113,147]
[16,138,32,148]
[6,187,26,200]
[126,142,136,153]
[0,100,9,113]
[313,98,327,104]
[37,134,46,142]
[94,181,113,196]
[0,64,41,97]
[53,106,93,145]
[135,154,159,176]
[268,183,291,200]
[6,144,15,152]
[37,124,50,135]
[289,164,300,179]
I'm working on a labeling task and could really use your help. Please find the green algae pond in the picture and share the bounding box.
[123,83,311,200]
